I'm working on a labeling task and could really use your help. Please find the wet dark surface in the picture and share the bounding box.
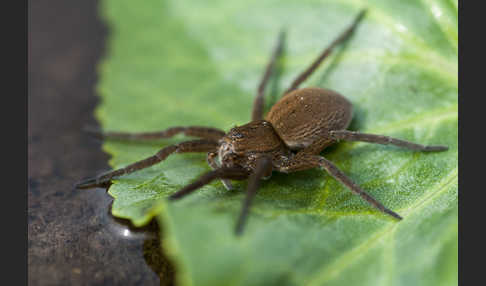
[28,1,173,285]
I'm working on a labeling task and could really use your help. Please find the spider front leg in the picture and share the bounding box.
[235,156,273,235]
[84,126,226,141]
[75,139,219,189]
[168,167,249,200]
[330,130,448,152]
[279,153,402,220]
[170,156,272,235]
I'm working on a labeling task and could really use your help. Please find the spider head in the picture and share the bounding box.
[218,120,289,171]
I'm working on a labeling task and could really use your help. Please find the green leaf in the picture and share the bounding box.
[96,0,457,285]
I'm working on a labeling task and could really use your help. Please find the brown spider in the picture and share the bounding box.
[76,10,448,235]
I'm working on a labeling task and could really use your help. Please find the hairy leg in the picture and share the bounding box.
[75,140,219,189]
[284,9,366,94]
[235,156,273,235]
[207,151,234,190]
[316,156,402,219]
[330,130,448,151]
[168,167,249,200]
[252,30,285,121]
[84,126,226,141]
[278,153,402,220]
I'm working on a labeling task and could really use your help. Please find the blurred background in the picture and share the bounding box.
[28,1,172,285]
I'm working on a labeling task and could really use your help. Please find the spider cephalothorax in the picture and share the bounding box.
[218,120,290,174]
[77,10,448,235]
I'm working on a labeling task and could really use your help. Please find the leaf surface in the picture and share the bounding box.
[97,0,457,285]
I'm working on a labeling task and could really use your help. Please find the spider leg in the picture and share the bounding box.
[252,30,285,121]
[168,167,249,200]
[284,9,366,94]
[316,156,402,220]
[83,126,226,141]
[278,153,401,220]
[330,130,448,152]
[207,152,234,190]
[235,157,273,235]
[75,139,219,189]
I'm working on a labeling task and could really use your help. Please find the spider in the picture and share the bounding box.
[76,10,448,235]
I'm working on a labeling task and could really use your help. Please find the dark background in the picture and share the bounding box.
[28,1,172,285]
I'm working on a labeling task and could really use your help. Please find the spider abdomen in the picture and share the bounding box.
[265,87,353,150]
